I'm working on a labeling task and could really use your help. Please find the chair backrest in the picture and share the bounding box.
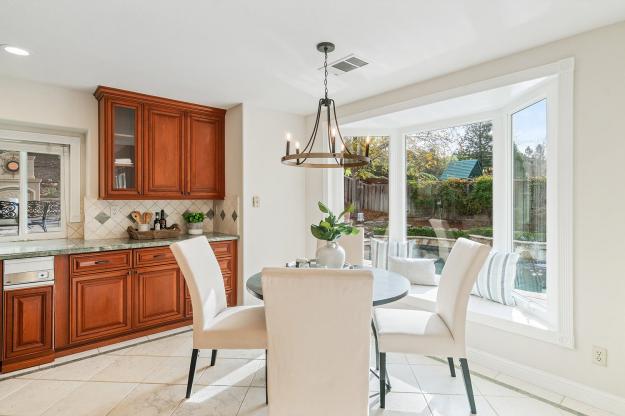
[170,237,227,334]
[262,267,373,416]
[316,227,365,266]
[436,238,490,342]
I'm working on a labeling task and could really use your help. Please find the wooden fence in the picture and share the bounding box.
[344,177,388,213]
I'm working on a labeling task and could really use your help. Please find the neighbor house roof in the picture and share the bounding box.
[439,159,482,180]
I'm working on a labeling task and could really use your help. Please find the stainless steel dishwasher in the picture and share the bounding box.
[3,256,55,290]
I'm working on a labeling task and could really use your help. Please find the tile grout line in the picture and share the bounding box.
[0,328,193,382]
[235,386,252,416]
[102,381,142,416]
[427,356,590,416]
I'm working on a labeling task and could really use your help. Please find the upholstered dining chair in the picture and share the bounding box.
[373,238,490,414]
[262,267,374,416]
[171,237,267,399]
[316,226,365,266]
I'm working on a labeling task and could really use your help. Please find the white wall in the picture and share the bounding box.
[241,105,307,303]
[0,76,95,199]
[308,21,625,400]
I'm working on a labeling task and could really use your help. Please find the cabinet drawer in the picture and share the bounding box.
[217,257,233,274]
[222,273,234,291]
[210,241,233,257]
[70,250,132,275]
[134,247,176,267]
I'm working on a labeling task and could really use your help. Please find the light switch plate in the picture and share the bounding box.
[252,196,260,208]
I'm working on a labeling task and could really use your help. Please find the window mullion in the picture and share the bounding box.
[18,150,28,239]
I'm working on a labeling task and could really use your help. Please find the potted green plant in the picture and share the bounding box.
[183,211,205,235]
[311,202,359,268]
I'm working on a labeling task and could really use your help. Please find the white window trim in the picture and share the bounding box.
[0,129,81,224]
[338,58,574,348]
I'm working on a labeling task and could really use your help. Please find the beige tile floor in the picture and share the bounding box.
[0,329,613,416]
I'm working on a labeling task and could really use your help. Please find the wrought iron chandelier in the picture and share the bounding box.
[281,42,370,168]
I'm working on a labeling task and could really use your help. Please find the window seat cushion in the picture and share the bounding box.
[386,282,551,331]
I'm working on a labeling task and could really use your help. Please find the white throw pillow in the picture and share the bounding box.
[388,256,438,286]
[472,250,520,306]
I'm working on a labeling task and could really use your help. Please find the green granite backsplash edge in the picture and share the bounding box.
[0,232,238,260]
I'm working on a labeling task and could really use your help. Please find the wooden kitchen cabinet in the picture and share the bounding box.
[70,269,132,344]
[95,86,225,200]
[3,286,53,361]
[98,97,143,197]
[143,105,185,197]
[185,112,225,198]
[133,264,185,329]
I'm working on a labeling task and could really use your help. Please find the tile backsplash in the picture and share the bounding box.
[83,197,218,240]
[213,195,240,235]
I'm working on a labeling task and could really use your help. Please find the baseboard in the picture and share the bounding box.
[468,347,625,415]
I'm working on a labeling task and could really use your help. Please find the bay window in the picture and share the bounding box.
[339,59,573,347]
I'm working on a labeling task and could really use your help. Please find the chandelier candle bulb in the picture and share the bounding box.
[286,133,291,155]
[365,138,371,157]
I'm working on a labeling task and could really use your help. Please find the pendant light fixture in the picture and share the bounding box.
[281,42,370,168]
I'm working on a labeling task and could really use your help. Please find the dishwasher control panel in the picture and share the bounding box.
[3,256,55,289]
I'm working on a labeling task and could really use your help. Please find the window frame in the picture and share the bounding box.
[0,129,83,242]
[0,141,68,241]
[336,58,574,348]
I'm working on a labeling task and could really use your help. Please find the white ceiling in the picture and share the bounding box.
[1,0,625,114]
[342,77,549,130]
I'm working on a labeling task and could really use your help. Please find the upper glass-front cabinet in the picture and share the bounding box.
[95,86,226,200]
[100,99,142,197]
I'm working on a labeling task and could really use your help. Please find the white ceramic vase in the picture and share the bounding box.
[316,241,345,268]
[187,222,204,235]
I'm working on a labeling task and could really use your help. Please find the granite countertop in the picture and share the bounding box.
[0,232,238,260]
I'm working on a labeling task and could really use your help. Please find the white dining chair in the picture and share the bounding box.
[373,238,490,414]
[170,237,267,399]
[316,226,365,266]
[262,267,374,416]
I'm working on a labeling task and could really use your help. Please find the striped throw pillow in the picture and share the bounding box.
[370,239,410,269]
[472,250,520,306]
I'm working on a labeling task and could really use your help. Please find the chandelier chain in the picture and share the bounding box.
[324,48,328,100]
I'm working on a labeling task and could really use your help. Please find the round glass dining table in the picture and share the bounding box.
[245,267,410,306]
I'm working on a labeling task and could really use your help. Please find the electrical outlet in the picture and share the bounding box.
[592,346,607,366]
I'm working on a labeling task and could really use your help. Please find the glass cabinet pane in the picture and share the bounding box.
[112,106,137,190]
[0,150,20,236]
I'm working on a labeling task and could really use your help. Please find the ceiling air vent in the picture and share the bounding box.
[321,54,369,76]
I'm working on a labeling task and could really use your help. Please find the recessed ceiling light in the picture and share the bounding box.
[2,45,30,56]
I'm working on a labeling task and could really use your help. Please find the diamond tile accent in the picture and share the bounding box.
[231,210,238,222]
[82,197,216,239]
[95,211,111,225]
[220,210,226,220]
[207,208,214,220]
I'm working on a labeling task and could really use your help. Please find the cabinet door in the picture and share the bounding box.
[70,270,132,344]
[185,112,225,198]
[143,105,185,197]
[100,98,143,198]
[3,286,53,360]
[133,265,185,328]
